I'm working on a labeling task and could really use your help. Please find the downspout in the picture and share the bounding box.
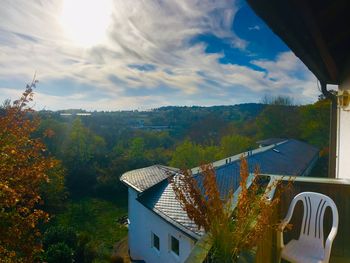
[321,81,337,178]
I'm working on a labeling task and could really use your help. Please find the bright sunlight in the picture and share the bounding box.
[60,0,112,47]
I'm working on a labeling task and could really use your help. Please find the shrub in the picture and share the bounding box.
[110,255,124,263]
[45,242,74,263]
[74,232,97,263]
[43,226,78,250]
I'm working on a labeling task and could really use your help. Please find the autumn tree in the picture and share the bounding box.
[0,81,61,262]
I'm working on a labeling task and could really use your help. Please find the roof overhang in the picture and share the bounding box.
[246,0,350,85]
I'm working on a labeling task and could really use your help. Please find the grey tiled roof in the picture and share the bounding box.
[248,139,319,176]
[126,139,319,239]
[120,165,179,192]
[138,181,204,239]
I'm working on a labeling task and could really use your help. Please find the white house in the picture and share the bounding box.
[120,139,319,263]
[121,165,199,263]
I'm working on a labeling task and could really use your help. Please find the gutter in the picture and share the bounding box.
[120,178,143,193]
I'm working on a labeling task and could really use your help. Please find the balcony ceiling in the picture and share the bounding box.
[246,0,350,85]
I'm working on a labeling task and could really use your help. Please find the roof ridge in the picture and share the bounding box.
[190,139,290,174]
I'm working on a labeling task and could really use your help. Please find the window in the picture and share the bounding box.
[170,236,179,256]
[152,233,160,251]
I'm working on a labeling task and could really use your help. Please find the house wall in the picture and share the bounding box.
[128,188,196,263]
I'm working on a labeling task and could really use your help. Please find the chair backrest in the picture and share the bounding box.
[291,192,338,245]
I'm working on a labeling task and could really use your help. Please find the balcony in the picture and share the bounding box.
[185,176,350,263]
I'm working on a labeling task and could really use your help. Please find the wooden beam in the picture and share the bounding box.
[294,0,339,82]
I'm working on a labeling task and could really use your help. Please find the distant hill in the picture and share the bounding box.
[39,103,265,144]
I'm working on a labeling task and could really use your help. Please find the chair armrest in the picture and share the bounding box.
[279,218,289,231]
[277,219,289,249]
[324,226,338,262]
[278,198,299,249]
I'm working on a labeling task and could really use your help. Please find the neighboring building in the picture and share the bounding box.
[120,139,319,263]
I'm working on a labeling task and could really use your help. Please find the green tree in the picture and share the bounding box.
[299,99,330,148]
[170,140,203,168]
[62,118,106,196]
[128,137,145,159]
[37,118,68,157]
[170,140,220,168]
[64,118,106,164]
[219,135,253,158]
[256,97,300,139]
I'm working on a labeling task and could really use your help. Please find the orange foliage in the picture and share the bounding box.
[172,157,291,262]
[0,81,59,262]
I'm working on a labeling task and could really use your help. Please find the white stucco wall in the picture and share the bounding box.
[336,107,350,179]
[128,188,196,263]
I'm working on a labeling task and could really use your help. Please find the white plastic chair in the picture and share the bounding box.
[279,192,338,263]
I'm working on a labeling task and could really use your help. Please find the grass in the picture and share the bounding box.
[52,197,128,262]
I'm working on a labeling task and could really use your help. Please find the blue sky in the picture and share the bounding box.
[0,0,319,110]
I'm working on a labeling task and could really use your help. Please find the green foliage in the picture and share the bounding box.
[75,233,97,263]
[170,140,203,168]
[36,118,69,156]
[299,100,330,147]
[256,104,300,139]
[53,198,128,261]
[61,118,107,196]
[170,135,253,168]
[187,115,228,144]
[169,140,221,168]
[128,137,145,159]
[43,226,78,251]
[40,163,67,213]
[64,118,106,164]
[42,225,100,263]
[45,242,74,263]
[219,135,253,158]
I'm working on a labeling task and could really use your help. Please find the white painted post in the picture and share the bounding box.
[336,79,350,179]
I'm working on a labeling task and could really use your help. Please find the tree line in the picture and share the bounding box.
[38,95,330,199]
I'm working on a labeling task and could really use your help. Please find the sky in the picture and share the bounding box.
[0,0,320,110]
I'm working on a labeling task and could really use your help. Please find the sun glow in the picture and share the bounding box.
[60,0,112,47]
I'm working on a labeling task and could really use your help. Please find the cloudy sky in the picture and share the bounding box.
[0,0,320,110]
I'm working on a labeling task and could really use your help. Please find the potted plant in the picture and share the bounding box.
[171,157,290,262]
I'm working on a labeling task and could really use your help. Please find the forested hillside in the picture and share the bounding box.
[38,99,330,198]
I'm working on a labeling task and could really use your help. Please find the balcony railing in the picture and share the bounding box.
[185,175,350,263]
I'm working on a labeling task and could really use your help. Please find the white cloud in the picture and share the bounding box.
[0,0,319,110]
[248,25,260,31]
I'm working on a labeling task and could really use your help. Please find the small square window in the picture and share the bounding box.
[152,233,160,251]
[171,236,179,256]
